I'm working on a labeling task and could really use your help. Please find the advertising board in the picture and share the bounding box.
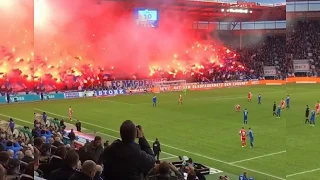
[0,93,65,104]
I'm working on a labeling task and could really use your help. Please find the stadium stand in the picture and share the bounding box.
[0,118,34,180]
[287,20,320,76]
[0,0,294,179]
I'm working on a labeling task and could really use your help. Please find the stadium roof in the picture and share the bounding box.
[104,0,286,22]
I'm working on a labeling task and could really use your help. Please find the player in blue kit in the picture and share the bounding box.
[153,95,157,107]
[258,94,261,104]
[310,110,316,126]
[286,95,290,109]
[248,128,254,148]
[276,105,281,118]
[243,109,248,124]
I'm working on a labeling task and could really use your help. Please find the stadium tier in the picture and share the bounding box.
[1,0,320,180]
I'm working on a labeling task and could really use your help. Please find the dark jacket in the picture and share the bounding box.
[19,174,35,180]
[52,141,64,147]
[147,174,184,180]
[68,132,76,141]
[21,156,34,164]
[48,164,75,180]
[69,171,92,180]
[76,122,81,131]
[152,140,161,153]
[93,173,103,180]
[49,155,63,172]
[102,137,155,180]
[80,142,103,164]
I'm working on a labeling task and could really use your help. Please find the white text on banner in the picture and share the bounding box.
[293,60,310,72]
[263,66,277,76]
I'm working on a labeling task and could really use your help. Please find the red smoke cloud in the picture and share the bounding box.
[34,0,198,78]
[2,0,236,91]
[0,0,33,79]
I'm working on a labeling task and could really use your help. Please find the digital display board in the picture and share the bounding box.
[134,8,159,28]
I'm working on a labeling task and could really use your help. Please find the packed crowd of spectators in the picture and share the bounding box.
[217,32,286,79]
[287,20,320,76]
[31,113,211,180]
[0,118,34,180]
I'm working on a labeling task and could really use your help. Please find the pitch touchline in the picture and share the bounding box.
[229,151,286,164]
[0,89,316,108]
[33,108,285,180]
[286,168,320,178]
[93,89,317,105]
[94,89,292,105]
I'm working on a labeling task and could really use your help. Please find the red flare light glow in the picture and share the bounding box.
[0,0,245,91]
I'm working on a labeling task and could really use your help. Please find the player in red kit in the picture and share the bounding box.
[316,101,319,116]
[178,94,182,105]
[69,106,73,121]
[281,99,285,110]
[235,104,241,112]
[247,92,251,102]
[239,127,246,147]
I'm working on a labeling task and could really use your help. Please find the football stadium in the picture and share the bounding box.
[0,0,320,180]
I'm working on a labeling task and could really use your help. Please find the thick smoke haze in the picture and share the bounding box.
[1,0,237,90]
[34,0,197,77]
[0,0,34,80]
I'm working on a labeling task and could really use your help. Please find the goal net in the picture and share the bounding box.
[152,80,186,93]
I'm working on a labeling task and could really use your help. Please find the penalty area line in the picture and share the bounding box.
[286,168,320,178]
[229,150,286,164]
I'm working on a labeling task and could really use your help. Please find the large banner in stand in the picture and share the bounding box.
[263,66,277,76]
[293,60,310,72]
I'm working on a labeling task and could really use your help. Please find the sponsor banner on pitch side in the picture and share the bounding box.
[185,81,258,90]
[293,60,310,72]
[95,89,126,96]
[263,66,277,76]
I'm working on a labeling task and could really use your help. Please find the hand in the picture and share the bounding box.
[189,165,195,171]
[169,163,177,171]
[137,127,144,138]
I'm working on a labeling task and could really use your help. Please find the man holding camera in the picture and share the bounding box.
[103,120,155,180]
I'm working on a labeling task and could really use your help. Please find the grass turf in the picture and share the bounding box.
[0,84,319,180]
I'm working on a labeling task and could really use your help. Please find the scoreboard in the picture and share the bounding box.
[134,8,159,28]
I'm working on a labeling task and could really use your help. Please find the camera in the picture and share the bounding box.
[104,140,109,147]
[136,125,141,137]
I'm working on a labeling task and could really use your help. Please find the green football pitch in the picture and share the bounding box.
[0,84,319,180]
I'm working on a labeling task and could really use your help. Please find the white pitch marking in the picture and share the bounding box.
[33,108,285,180]
[159,156,178,161]
[229,150,286,164]
[286,168,320,178]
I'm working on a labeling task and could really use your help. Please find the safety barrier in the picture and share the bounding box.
[182,77,320,91]
[0,89,127,104]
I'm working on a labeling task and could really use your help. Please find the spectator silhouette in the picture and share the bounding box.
[69,160,96,180]
[0,152,9,170]
[79,136,103,164]
[102,120,155,180]
[0,164,6,180]
[49,149,79,180]
[146,161,184,180]
[21,150,33,163]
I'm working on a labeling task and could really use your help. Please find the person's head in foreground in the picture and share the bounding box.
[120,120,137,143]
[93,136,102,148]
[81,160,97,179]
